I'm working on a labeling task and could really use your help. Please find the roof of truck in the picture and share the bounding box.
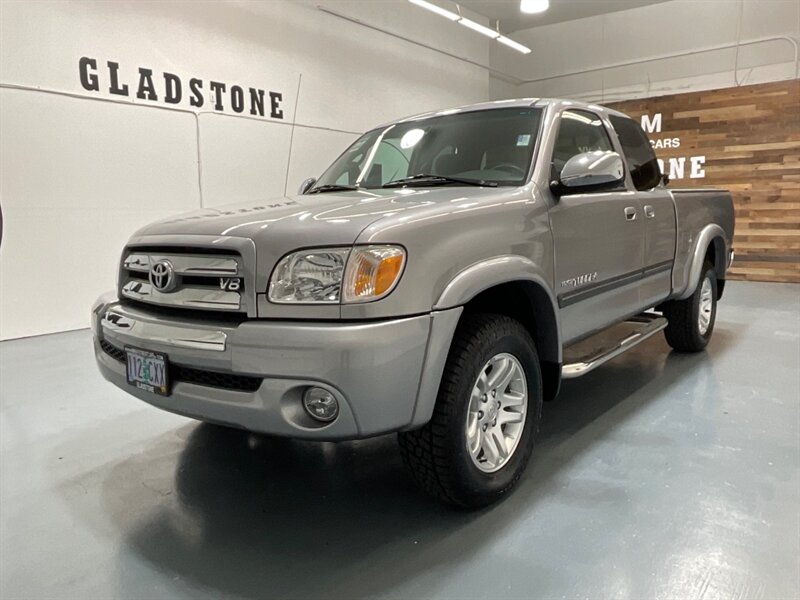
[386,98,631,128]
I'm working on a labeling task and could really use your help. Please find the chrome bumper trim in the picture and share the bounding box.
[121,281,241,311]
[101,309,228,351]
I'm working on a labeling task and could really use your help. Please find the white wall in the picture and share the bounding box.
[490,0,799,101]
[0,0,490,339]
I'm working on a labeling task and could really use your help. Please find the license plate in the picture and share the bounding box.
[125,347,170,396]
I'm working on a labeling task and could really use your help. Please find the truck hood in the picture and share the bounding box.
[127,185,533,319]
[133,187,506,244]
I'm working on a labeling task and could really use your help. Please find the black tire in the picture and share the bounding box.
[663,261,718,352]
[398,313,543,508]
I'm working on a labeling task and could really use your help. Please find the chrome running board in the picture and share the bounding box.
[561,313,667,379]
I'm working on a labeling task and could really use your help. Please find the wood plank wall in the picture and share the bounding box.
[608,79,800,283]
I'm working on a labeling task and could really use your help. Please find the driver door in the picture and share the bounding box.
[547,109,645,344]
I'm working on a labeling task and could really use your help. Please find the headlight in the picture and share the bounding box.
[269,248,350,303]
[268,245,406,304]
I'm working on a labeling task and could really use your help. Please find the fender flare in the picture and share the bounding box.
[406,256,562,428]
[435,255,556,309]
[678,224,727,300]
[433,255,561,363]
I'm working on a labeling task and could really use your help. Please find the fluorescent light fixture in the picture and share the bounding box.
[407,0,531,55]
[458,17,500,39]
[520,0,549,14]
[408,0,459,21]
[497,35,531,54]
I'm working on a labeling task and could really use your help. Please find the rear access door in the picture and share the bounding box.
[608,114,676,307]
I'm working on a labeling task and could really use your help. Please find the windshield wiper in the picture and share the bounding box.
[382,174,498,188]
[307,184,360,194]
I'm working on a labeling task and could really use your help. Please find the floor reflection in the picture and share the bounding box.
[105,332,735,599]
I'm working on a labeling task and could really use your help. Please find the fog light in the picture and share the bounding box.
[303,387,339,422]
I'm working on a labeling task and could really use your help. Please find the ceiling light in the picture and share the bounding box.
[458,17,500,39]
[408,0,459,21]
[407,0,532,55]
[520,0,549,14]
[497,35,531,54]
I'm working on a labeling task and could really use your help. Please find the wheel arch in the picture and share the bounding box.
[677,224,727,300]
[705,235,728,299]
[433,256,562,401]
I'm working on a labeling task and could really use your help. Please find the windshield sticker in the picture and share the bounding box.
[516,134,532,146]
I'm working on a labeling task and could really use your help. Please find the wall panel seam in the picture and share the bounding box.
[0,82,363,136]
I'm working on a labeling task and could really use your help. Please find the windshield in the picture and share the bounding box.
[312,107,544,191]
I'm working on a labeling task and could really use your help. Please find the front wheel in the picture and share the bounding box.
[663,261,718,352]
[398,314,543,508]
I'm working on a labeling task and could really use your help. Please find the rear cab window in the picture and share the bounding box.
[609,115,662,191]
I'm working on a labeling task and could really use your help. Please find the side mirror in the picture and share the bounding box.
[552,151,624,195]
[298,177,317,195]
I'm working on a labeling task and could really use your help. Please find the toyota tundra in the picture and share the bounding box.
[92,99,735,507]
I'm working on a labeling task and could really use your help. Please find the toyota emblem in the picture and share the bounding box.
[149,259,176,292]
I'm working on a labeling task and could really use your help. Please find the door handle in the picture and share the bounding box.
[624,206,637,221]
[644,205,655,218]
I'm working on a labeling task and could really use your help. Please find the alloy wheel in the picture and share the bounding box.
[465,353,528,473]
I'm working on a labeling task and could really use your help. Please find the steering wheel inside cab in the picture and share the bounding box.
[489,163,526,176]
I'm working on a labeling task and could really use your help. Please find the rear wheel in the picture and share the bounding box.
[663,261,718,352]
[398,314,543,508]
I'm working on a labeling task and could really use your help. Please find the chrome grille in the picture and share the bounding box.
[123,254,239,277]
[119,249,248,314]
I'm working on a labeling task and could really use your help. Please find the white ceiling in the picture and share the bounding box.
[456,0,671,33]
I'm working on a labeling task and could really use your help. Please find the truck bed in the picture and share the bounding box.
[670,188,735,298]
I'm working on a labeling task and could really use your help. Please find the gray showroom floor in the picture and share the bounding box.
[1,281,798,600]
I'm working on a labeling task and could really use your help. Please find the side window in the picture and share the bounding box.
[610,115,661,191]
[330,134,376,186]
[552,110,614,179]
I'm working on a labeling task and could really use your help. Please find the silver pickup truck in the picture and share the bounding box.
[92,98,734,507]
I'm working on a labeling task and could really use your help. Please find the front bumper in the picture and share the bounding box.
[92,294,461,440]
